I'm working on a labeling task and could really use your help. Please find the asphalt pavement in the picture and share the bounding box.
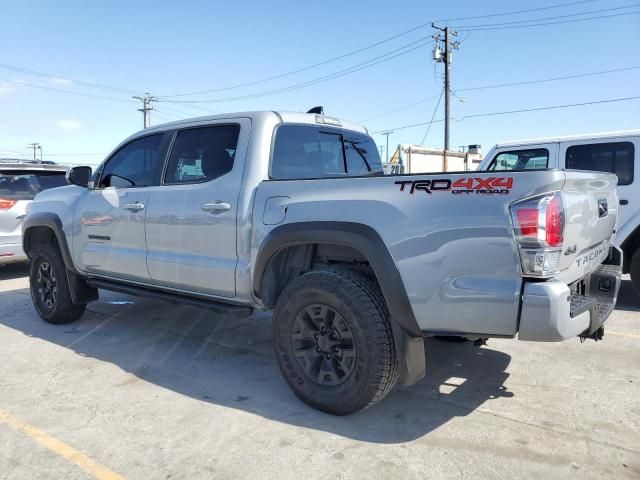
[0,263,638,479]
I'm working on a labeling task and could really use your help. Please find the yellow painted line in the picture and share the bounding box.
[0,408,124,480]
[607,330,640,339]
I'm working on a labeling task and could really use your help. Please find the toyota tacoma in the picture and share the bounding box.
[23,110,622,415]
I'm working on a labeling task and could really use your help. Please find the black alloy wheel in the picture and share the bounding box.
[291,303,357,386]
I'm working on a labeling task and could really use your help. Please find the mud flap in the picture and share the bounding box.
[392,320,426,386]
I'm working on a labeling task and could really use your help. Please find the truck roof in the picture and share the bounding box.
[495,129,640,148]
[143,111,368,136]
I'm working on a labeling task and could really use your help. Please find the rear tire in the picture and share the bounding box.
[29,243,86,324]
[273,269,398,415]
[630,249,640,295]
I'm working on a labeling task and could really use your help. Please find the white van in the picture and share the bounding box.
[478,130,640,290]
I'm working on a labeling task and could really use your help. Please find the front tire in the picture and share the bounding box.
[29,243,86,324]
[273,269,398,415]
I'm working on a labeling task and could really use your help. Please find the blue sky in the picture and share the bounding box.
[0,0,638,166]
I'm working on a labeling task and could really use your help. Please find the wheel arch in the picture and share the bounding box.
[619,223,640,273]
[23,212,77,273]
[23,212,98,304]
[254,221,425,385]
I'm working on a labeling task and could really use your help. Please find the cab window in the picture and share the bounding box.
[164,125,240,184]
[488,149,549,171]
[271,125,383,179]
[99,134,165,188]
[565,142,634,185]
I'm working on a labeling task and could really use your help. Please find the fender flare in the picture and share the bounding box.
[253,221,425,385]
[22,213,98,304]
[23,212,78,274]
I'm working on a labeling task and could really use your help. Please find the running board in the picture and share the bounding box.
[86,278,254,317]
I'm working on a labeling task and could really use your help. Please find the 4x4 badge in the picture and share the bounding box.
[565,245,577,255]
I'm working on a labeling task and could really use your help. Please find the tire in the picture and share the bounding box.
[630,249,640,295]
[273,269,398,415]
[29,242,86,325]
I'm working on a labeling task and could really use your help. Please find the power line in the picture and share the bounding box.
[362,65,640,123]
[160,34,435,99]
[457,65,640,92]
[0,63,144,95]
[159,1,605,98]
[452,3,640,29]
[436,0,601,22]
[357,94,442,123]
[420,89,444,145]
[371,96,640,133]
[0,77,136,103]
[163,38,433,104]
[455,8,640,31]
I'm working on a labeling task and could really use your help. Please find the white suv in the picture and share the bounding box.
[0,162,68,265]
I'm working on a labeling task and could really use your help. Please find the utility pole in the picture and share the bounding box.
[381,131,393,164]
[133,93,156,128]
[27,142,40,163]
[432,23,459,171]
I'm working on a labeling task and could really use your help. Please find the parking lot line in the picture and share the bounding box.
[0,408,124,480]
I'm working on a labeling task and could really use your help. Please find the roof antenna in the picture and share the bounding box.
[307,106,324,114]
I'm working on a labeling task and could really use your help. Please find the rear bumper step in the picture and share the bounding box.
[518,246,622,342]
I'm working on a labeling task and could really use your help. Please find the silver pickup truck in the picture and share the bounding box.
[23,111,622,415]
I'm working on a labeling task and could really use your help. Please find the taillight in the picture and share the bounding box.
[545,194,563,247]
[0,199,17,210]
[510,192,565,277]
[516,207,538,237]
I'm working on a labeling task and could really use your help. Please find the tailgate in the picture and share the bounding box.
[555,170,618,284]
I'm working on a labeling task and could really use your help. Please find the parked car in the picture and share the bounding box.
[23,111,621,415]
[478,130,639,291]
[0,163,68,265]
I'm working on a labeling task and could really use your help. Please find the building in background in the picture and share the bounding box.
[384,144,483,174]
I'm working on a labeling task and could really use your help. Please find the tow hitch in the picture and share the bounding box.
[580,326,604,342]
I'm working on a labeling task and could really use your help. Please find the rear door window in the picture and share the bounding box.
[164,124,240,184]
[0,171,68,200]
[488,149,549,171]
[271,125,383,179]
[565,142,634,185]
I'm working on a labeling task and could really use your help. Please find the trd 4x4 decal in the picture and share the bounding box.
[395,177,513,195]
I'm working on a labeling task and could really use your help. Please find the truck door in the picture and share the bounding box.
[73,133,170,281]
[485,142,559,171]
[144,119,250,298]
[560,137,638,231]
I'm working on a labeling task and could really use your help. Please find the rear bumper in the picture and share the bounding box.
[518,246,622,342]
[0,242,28,265]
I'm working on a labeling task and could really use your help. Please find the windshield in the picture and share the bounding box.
[0,171,68,200]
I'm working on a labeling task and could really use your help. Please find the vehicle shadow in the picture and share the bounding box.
[0,263,30,280]
[0,287,513,444]
[615,279,640,311]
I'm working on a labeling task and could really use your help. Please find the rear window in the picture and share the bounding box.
[488,149,549,171]
[0,171,68,200]
[565,142,634,185]
[271,125,383,179]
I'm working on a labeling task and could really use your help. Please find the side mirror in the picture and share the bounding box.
[66,166,92,188]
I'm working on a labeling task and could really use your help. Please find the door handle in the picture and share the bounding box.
[124,202,145,212]
[202,201,231,213]
[620,199,629,205]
